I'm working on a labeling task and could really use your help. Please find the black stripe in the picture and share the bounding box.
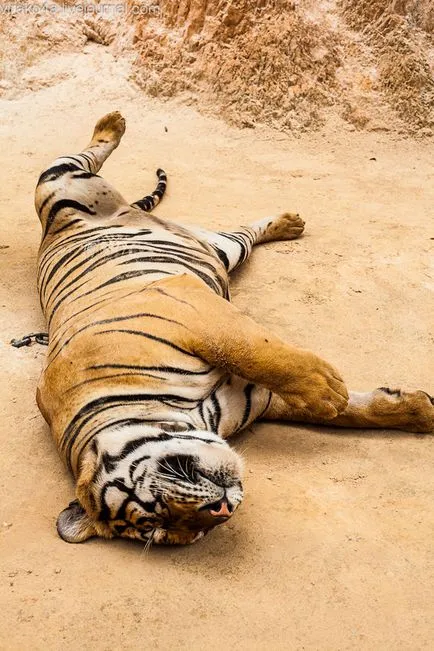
[119,251,219,274]
[88,363,210,375]
[121,256,223,293]
[239,383,255,430]
[133,197,154,211]
[38,162,82,185]
[65,155,88,166]
[213,246,230,270]
[80,153,94,170]
[66,372,166,392]
[119,434,172,459]
[211,391,222,433]
[94,329,196,357]
[82,268,170,293]
[218,232,250,268]
[43,199,96,237]
[45,290,131,353]
[75,418,151,462]
[99,478,160,521]
[140,239,208,254]
[39,227,117,269]
[37,191,56,217]
[51,218,83,235]
[234,229,256,245]
[71,172,100,179]
[133,168,167,211]
[258,390,273,420]
[47,312,187,363]
[41,225,131,253]
[130,455,151,481]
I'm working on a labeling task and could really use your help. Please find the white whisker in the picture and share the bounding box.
[158,460,194,485]
[158,461,187,482]
[176,457,192,483]
[141,528,155,556]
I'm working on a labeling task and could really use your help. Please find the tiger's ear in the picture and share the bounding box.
[56,500,98,543]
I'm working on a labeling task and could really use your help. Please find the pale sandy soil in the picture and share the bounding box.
[0,46,433,650]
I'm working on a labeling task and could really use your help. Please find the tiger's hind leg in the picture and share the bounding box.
[190,212,305,273]
[131,168,168,212]
[36,111,129,237]
[73,110,126,174]
[263,387,434,434]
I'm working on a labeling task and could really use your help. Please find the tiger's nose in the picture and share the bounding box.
[208,499,232,518]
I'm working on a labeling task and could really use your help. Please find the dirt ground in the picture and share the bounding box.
[0,46,433,650]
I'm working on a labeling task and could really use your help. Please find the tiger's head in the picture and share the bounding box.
[57,423,244,545]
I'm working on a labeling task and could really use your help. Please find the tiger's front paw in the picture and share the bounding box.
[279,352,349,420]
[268,212,305,241]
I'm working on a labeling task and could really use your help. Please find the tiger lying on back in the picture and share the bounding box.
[35,111,434,546]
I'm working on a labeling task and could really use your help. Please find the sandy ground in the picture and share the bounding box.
[0,45,433,650]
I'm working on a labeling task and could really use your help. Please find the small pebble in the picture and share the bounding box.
[54,568,62,574]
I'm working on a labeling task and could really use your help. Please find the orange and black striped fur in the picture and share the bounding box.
[35,112,434,545]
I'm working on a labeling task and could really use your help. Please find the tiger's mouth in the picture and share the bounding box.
[152,528,207,546]
[151,498,235,545]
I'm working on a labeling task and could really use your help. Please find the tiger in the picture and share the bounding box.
[34,111,434,546]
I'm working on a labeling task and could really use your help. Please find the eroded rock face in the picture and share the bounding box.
[0,0,432,134]
[342,0,434,128]
[126,0,433,132]
[127,0,343,131]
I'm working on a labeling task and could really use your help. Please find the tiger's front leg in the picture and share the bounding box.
[149,274,349,421]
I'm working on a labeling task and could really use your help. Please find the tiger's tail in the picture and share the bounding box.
[131,168,167,212]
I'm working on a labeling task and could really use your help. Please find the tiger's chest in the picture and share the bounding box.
[38,220,229,331]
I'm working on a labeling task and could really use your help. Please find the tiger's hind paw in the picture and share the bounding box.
[91,111,126,146]
[376,387,434,433]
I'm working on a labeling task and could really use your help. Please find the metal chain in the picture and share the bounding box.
[10,332,49,348]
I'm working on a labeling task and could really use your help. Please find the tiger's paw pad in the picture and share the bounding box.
[92,111,126,144]
[268,212,305,241]
[377,387,434,433]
